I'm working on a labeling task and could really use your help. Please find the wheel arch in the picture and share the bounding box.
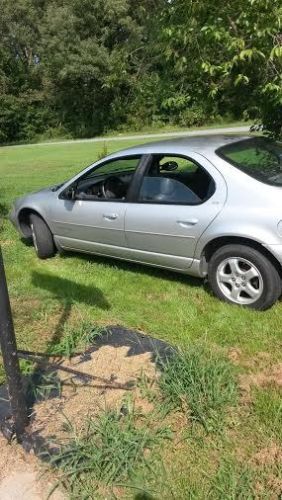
[202,236,282,279]
[18,207,48,238]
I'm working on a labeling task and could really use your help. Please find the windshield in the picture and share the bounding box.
[216,138,282,186]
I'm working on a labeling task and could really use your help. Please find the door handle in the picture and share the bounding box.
[177,219,198,227]
[103,213,118,221]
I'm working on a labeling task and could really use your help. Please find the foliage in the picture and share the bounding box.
[0,0,281,142]
[161,0,282,137]
[159,345,238,431]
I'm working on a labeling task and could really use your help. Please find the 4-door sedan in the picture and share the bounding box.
[10,135,282,310]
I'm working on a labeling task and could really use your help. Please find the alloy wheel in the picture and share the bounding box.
[216,257,263,305]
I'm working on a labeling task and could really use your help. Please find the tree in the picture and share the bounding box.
[160,0,282,136]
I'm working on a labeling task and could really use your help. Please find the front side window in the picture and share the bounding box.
[217,138,282,186]
[74,156,141,201]
[138,155,215,204]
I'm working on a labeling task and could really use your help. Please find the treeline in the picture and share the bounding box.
[0,0,281,143]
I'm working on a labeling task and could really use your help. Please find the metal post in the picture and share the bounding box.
[0,245,28,441]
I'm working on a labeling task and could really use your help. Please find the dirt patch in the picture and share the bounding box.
[239,363,282,399]
[32,343,158,441]
[227,347,242,364]
[0,327,171,497]
[253,444,282,467]
[0,435,65,499]
[267,475,282,497]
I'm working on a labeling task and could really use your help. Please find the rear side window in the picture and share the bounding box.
[217,138,282,186]
[138,154,215,204]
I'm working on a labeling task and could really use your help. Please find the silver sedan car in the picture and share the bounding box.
[10,135,282,310]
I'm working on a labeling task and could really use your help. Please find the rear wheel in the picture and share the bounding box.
[208,244,281,310]
[29,213,56,259]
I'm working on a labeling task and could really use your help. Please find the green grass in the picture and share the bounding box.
[208,459,254,499]
[253,387,282,442]
[0,133,282,498]
[159,346,238,431]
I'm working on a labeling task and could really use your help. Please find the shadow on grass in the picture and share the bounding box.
[32,271,110,310]
[0,202,8,218]
[61,250,204,289]
[31,270,110,352]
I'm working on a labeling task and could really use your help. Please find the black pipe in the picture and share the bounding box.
[0,246,28,441]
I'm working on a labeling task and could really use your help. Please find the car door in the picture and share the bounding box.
[124,152,227,271]
[50,155,142,257]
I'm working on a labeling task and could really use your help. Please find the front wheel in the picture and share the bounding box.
[30,213,56,259]
[208,244,281,310]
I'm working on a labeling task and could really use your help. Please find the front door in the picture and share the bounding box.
[50,156,142,257]
[125,153,226,271]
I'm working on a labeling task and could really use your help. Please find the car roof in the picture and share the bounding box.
[111,134,251,157]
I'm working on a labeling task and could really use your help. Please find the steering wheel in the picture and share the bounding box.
[101,175,126,199]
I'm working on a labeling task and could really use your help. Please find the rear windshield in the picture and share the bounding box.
[216,138,282,186]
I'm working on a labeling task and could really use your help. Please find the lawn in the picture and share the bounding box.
[0,137,282,497]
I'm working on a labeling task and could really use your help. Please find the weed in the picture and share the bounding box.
[253,387,282,442]
[49,403,169,496]
[48,322,105,358]
[209,459,254,499]
[19,359,35,376]
[27,369,61,402]
[137,371,157,403]
[158,345,238,431]
[97,142,109,160]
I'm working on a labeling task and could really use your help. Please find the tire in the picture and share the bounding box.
[29,213,56,259]
[208,244,281,310]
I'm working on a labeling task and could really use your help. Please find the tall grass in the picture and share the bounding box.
[159,345,238,431]
[253,387,282,442]
[49,402,169,495]
[48,322,105,358]
[209,459,254,499]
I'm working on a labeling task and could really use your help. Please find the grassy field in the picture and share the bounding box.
[0,136,282,497]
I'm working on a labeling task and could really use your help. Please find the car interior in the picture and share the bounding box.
[139,155,215,204]
[71,155,215,204]
[74,170,134,200]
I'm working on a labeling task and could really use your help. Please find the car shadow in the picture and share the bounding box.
[31,271,111,310]
[61,250,204,289]
[31,271,110,350]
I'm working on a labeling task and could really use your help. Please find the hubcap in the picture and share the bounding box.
[216,257,263,305]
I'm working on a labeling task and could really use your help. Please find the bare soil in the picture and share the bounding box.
[0,328,162,499]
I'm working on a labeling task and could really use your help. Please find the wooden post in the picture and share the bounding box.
[0,246,28,441]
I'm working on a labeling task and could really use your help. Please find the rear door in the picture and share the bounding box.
[124,153,226,271]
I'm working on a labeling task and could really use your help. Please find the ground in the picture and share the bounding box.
[0,130,281,498]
